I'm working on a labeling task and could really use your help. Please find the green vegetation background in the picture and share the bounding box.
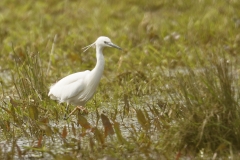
[0,0,240,159]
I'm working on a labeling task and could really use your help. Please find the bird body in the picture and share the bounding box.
[48,36,121,119]
[48,70,90,105]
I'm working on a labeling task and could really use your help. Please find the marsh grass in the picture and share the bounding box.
[0,0,240,159]
[12,48,46,101]
[161,51,240,156]
[1,50,240,159]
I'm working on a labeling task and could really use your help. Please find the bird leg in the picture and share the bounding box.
[64,106,88,120]
[63,104,70,120]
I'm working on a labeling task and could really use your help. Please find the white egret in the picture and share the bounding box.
[48,36,122,119]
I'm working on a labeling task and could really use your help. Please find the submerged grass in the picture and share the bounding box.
[0,0,240,159]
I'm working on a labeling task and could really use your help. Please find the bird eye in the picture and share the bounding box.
[104,41,107,44]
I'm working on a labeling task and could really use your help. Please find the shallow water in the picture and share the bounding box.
[0,104,147,159]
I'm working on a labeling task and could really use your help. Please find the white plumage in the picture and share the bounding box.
[48,36,121,119]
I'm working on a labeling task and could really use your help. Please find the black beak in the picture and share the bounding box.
[106,42,122,50]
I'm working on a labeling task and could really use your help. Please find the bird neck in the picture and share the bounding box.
[92,46,105,74]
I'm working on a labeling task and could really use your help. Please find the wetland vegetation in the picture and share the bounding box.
[0,0,240,159]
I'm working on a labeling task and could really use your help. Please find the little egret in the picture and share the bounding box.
[48,36,122,119]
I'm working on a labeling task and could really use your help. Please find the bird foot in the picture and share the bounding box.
[77,106,88,114]
[64,106,88,120]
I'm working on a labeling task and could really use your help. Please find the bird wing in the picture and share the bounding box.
[48,70,90,101]
[52,70,90,88]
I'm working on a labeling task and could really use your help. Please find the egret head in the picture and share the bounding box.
[83,36,121,52]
